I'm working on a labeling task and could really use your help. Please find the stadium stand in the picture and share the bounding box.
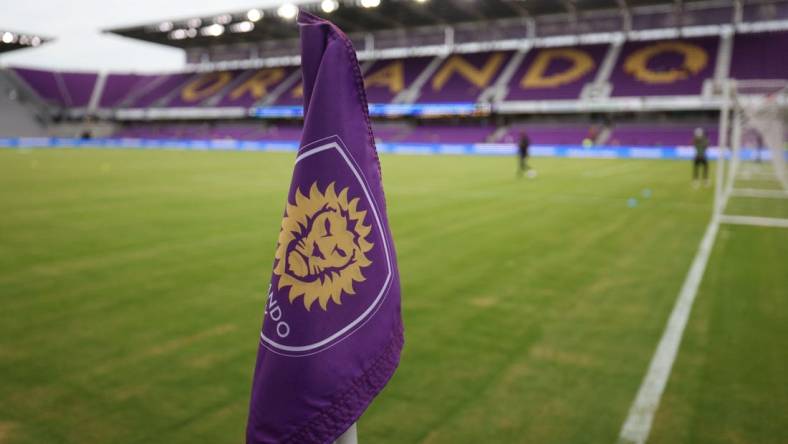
[729,31,788,80]
[15,31,786,109]
[2,1,787,149]
[609,37,718,97]
[607,124,719,147]
[498,124,595,145]
[504,45,608,101]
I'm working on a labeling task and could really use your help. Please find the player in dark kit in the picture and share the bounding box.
[692,127,710,188]
[517,131,536,178]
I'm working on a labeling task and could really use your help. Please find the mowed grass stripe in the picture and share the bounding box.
[647,224,788,444]
[2,149,711,444]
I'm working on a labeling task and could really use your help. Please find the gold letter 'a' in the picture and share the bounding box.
[229,68,286,100]
[521,48,595,89]
[431,53,506,91]
[181,72,233,102]
[364,61,405,94]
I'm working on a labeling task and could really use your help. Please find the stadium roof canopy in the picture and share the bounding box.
[104,0,786,66]
[0,30,51,54]
[105,0,739,49]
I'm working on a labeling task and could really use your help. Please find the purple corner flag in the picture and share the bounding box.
[246,10,403,444]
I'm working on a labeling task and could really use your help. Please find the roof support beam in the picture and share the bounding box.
[617,0,632,33]
[562,0,578,30]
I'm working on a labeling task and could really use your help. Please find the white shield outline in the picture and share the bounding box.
[260,135,393,357]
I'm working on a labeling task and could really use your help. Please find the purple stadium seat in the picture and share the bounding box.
[273,74,304,106]
[505,44,608,101]
[610,37,718,96]
[59,72,97,107]
[12,67,67,106]
[129,73,192,108]
[500,124,592,145]
[100,74,158,108]
[608,124,719,146]
[729,31,788,80]
[416,51,514,103]
[114,122,304,141]
[364,57,433,104]
[165,71,240,107]
[216,67,298,107]
[400,125,494,144]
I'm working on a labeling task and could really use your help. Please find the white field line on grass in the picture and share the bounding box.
[617,212,722,444]
[730,188,788,199]
[620,157,788,443]
[719,214,788,228]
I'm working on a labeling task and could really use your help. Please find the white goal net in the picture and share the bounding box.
[721,80,788,202]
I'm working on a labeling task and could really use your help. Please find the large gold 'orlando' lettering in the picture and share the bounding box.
[431,53,506,91]
[520,48,595,89]
[623,41,708,84]
[364,61,405,93]
[181,72,233,102]
[229,68,286,100]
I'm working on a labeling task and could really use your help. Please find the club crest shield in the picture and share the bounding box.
[260,136,394,356]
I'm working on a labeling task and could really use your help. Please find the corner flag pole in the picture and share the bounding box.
[333,423,358,444]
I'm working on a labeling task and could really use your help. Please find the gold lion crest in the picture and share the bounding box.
[274,182,374,311]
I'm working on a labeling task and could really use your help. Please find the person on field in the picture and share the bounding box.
[755,133,764,163]
[692,127,710,188]
[517,131,536,178]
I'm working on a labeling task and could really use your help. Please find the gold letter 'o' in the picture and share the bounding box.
[623,41,708,84]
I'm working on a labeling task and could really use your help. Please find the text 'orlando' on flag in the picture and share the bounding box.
[246,9,404,444]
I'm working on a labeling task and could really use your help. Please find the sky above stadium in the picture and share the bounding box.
[0,0,290,72]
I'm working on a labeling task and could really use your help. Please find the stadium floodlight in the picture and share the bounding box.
[230,21,255,33]
[1,32,15,44]
[185,28,198,38]
[214,14,233,25]
[277,2,298,19]
[187,18,202,28]
[360,0,380,8]
[158,21,173,32]
[321,0,339,13]
[30,36,41,46]
[169,29,188,40]
[201,24,225,37]
[247,9,263,22]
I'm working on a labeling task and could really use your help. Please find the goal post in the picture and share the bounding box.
[721,79,788,197]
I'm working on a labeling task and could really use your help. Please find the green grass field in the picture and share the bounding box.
[0,149,785,444]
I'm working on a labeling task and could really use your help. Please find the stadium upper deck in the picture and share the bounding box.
[8,29,788,118]
[3,0,788,127]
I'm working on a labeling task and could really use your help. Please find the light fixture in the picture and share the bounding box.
[200,24,225,37]
[277,2,298,20]
[230,21,255,33]
[360,0,380,8]
[247,9,263,22]
[30,36,41,46]
[321,0,339,13]
[214,14,232,24]
[158,21,173,32]
[185,28,198,38]
[414,0,427,3]
[169,29,187,40]
[1,32,15,44]
[186,18,202,28]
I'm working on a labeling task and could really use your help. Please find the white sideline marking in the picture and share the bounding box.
[618,214,721,444]
[730,188,788,199]
[720,214,788,228]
